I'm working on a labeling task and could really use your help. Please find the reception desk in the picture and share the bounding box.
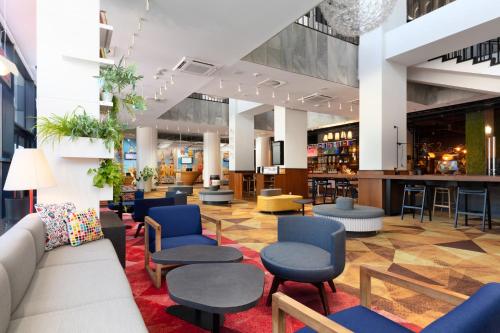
[179,171,200,185]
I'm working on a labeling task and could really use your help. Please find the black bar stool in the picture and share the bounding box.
[334,179,353,200]
[314,178,333,204]
[401,184,432,222]
[454,186,492,231]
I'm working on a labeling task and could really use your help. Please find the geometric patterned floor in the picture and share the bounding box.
[149,188,500,328]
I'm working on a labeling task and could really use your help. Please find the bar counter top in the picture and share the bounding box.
[308,173,358,179]
[357,174,500,182]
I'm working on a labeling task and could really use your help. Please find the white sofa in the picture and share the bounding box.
[0,214,147,333]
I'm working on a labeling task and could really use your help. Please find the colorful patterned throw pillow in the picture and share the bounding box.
[65,208,104,247]
[35,202,76,251]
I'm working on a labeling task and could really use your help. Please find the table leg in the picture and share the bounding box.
[302,204,305,216]
[165,305,224,331]
[212,313,220,333]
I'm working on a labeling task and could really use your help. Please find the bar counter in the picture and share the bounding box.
[308,173,358,180]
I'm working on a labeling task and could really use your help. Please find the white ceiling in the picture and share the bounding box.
[101,0,323,131]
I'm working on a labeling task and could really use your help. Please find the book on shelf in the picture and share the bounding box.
[100,10,108,24]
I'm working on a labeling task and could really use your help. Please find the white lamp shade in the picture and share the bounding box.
[4,149,56,191]
[0,55,19,76]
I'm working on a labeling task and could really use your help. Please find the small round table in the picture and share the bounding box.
[294,198,314,216]
[167,263,264,333]
[151,245,243,265]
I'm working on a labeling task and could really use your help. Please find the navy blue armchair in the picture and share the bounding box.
[132,197,175,238]
[260,216,346,314]
[144,205,222,288]
[273,265,500,333]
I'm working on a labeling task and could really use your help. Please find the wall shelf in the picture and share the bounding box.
[99,23,113,49]
[62,53,114,66]
[57,137,114,159]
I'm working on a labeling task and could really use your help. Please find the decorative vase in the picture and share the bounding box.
[101,91,113,103]
[143,179,152,193]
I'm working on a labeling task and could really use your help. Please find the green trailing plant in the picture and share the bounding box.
[99,58,147,118]
[36,106,123,151]
[136,166,156,182]
[87,159,123,202]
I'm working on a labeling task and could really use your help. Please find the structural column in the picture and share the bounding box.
[136,126,158,188]
[255,136,271,169]
[273,106,308,197]
[358,0,407,207]
[203,132,221,187]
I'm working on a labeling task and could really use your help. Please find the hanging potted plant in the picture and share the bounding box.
[87,159,123,202]
[137,166,156,193]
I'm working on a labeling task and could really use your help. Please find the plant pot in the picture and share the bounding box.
[57,137,113,158]
[100,91,113,103]
[136,180,144,191]
[143,179,152,193]
[4,197,30,220]
[99,184,113,200]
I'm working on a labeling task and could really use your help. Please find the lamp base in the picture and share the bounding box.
[4,197,30,221]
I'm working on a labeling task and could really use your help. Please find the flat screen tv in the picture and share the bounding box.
[124,152,136,160]
[181,157,193,164]
[272,141,284,165]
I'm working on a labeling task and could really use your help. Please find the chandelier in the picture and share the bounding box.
[318,0,398,37]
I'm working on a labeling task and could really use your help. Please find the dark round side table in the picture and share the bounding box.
[294,198,314,216]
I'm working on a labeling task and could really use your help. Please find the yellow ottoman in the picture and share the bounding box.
[256,195,303,213]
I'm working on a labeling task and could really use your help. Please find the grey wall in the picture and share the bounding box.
[160,97,229,126]
[243,23,358,88]
[407,82,486,106]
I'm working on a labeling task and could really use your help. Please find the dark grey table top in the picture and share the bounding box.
[167,263,264,314]
[151,245,243,265]
[294,198,314,204]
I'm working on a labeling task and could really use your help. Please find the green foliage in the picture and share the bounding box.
[137,166,156,181]
[98,58,147,118]
[87,160,123,202]
[465,111,485,175]
[36,106,123,151]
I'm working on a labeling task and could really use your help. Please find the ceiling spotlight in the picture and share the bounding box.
[339,103,342,111]
[164,81,168,90]
[170,75,175,85]
[138,20,142,32]
[301,97,305,104]
[272,91,275,99]
[159,86,163,95]
[328,101,331,108]
[145,0,150,11]
[127,48,131,56]
[154,92,158,100]
[287,93,290,101]
[350,104,353,112]
[256,87,260,96]
[237,84,242,93]
[155,124,158,129]
[131,34,135,46]
[219,79,223,89]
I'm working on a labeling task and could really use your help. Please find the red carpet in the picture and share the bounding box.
[120,213,420,332]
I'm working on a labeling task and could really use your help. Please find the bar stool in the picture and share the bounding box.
[454,186,492,231]
[433,187,453,218]
[401,184,432,222]
[315,179,333,204]
[334,179,353,200]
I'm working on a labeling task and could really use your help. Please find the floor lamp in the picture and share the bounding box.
[3,148,56,214]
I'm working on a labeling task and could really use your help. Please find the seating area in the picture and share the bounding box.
[1,1,500,332]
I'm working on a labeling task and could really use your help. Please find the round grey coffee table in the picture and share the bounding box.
[167,263,264,333]
[151,245,243,265]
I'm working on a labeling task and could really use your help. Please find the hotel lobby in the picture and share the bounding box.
[0,0,499,332]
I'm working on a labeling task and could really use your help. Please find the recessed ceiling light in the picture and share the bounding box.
[219,79,223,89]
[164,82,168,90]
[170,75,175,85]
[237,84,242,93]
[350,104,353,112]
[272,91,275,98]
[339,103,342,111]
[253,72,261,77]
[328,101,331,108]
[287,93,290,101]
[256,87,259,96]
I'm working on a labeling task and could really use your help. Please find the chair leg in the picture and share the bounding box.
[420,188,426,223]
[314,283,330,315]
[134,222,144,238]
[487,189,492,230]
[482,191,487,232]
[400,189,406,220]
[464,194,469,226]
[454,188,460,228]
[327,280,337,293]
[432,187,437,219]
[448,188,452,219]
[266,276,281,306]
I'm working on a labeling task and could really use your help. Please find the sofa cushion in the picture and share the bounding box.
[149,234,217,253]
[11,214,45,263]
[295,305,413,333]
[260,242,335,283]
[335,197,354,210]
[0,229,36,313]
[0,264,11,333]
[12,259,132,319]
[65,208,104,247]
[8,298,147,333]
[38,239,117,268]
[34,202,75,251]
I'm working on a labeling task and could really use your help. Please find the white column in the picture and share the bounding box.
[359,0,407,171]
[274,106,307,169]
[229,99,256,171]
[255,136,271,168]
[37,0,102,213]
[136,126,158,172]
[203,132,221,187]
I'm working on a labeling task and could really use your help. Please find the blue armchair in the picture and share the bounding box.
[132,197,175,238]
[273,265,500,333]
[260,216,346,314]
[144,204,222,288]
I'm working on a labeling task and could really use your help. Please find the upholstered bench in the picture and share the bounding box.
[257,193,303,213]
[313,197,384,232]
[167,185,193,195]
[199,189,234,204]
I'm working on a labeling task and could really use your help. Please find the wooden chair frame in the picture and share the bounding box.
[144,212,222,288]
[272,265,469,333]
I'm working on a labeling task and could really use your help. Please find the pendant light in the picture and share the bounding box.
[323,134,328,142]
[327,132,333,140]
[0,0,19,76]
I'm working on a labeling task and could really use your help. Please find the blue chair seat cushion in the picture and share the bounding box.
[149,234,217,252]
[260,242,335,283]
[295,305,413,333]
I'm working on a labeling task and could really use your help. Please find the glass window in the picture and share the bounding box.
[14,73,25,127]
